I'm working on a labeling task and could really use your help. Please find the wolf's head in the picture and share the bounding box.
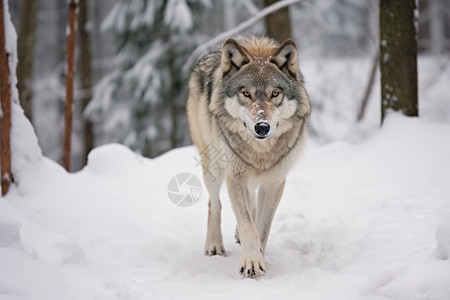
[216,36,310,141]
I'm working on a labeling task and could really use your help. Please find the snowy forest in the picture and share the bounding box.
[1,0,450,299]
[5,0,449,169]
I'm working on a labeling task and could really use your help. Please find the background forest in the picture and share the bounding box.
[9,0,450,170]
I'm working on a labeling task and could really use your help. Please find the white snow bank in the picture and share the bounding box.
[0,114,449,300]
[1,0,42,187]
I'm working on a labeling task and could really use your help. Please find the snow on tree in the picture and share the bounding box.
[0,0,41,193]
[87,0,212,158]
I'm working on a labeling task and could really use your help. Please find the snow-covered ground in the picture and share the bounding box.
[1,112,449,300]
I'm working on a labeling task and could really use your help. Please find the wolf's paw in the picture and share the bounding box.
[239,255,266,278]
[205,243,226,256]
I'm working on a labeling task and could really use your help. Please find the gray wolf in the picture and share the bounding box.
[186,36,311,278]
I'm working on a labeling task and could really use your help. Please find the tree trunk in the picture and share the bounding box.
[380,0,418,124]
[78,0,94,164]
[17,0,38,122]
[62,0,77,171]
[167,33,178,149]
[429,0,444,55]
[0,0,12,195]
[264,0,292,42]
[357,50,379,121]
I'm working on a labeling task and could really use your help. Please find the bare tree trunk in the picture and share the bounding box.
[62,0,77,171]
[357,50,379,121]
[264,0,292,42]
[78,0,94,164]
[167,33,179,149]
[0,0,12,195]
[17,0,38,122]
[380,0,418,124]
[430,0,444,55]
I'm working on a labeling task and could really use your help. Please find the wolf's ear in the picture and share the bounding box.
[271,39,298,79]
[221,38,250,76]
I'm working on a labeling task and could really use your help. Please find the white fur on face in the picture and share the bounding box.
[224,96,242,119]
[273,98,298,136]
[278,98,297,119]
[224,96,298,139]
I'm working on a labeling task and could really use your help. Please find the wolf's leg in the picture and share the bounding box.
[256,179,286,255]
[227,175,265,278]
[235,188,257,244]
[204,169,226,256]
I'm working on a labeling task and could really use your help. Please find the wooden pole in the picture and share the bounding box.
[0,0,12,195]
[62,0,77,171]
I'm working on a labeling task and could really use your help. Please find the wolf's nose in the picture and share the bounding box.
[255,122,270,137]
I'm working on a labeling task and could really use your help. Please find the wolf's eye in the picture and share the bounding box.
[272,91,280,98]
[242,91,251,98]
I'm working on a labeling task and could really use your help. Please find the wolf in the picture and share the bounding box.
[186,36,311,278]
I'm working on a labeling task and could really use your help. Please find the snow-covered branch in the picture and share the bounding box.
[182,0,306,74]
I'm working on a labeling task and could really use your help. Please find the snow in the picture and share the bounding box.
[435,213,450,260]
[1,113,449,299]
[0,218,22,248]
[1,0,42,184]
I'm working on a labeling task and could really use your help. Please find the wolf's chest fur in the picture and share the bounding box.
[218,115,307,173]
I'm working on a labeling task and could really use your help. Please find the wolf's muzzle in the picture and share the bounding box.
[254,122,271,138]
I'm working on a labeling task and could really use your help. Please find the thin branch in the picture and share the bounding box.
[182,0,306,74]
[62,0,77,171]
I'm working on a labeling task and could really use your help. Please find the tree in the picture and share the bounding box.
[0,0,12,195]
[88,0,211,158]
[357,49,378,121]
[380,0,418,124]
[17,0,38,122]
[0,0,42,195]
[62,0,78,171]
[264,0,292,42]
[78,0,94,164]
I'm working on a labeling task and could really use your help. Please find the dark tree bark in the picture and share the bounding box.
[63,0,77,171]
[380,0,418,124]
[167,32,179,149]
[78,0,94,164]
[17,0,38,122]
[264,0,292,42]
[0,0,12,195]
